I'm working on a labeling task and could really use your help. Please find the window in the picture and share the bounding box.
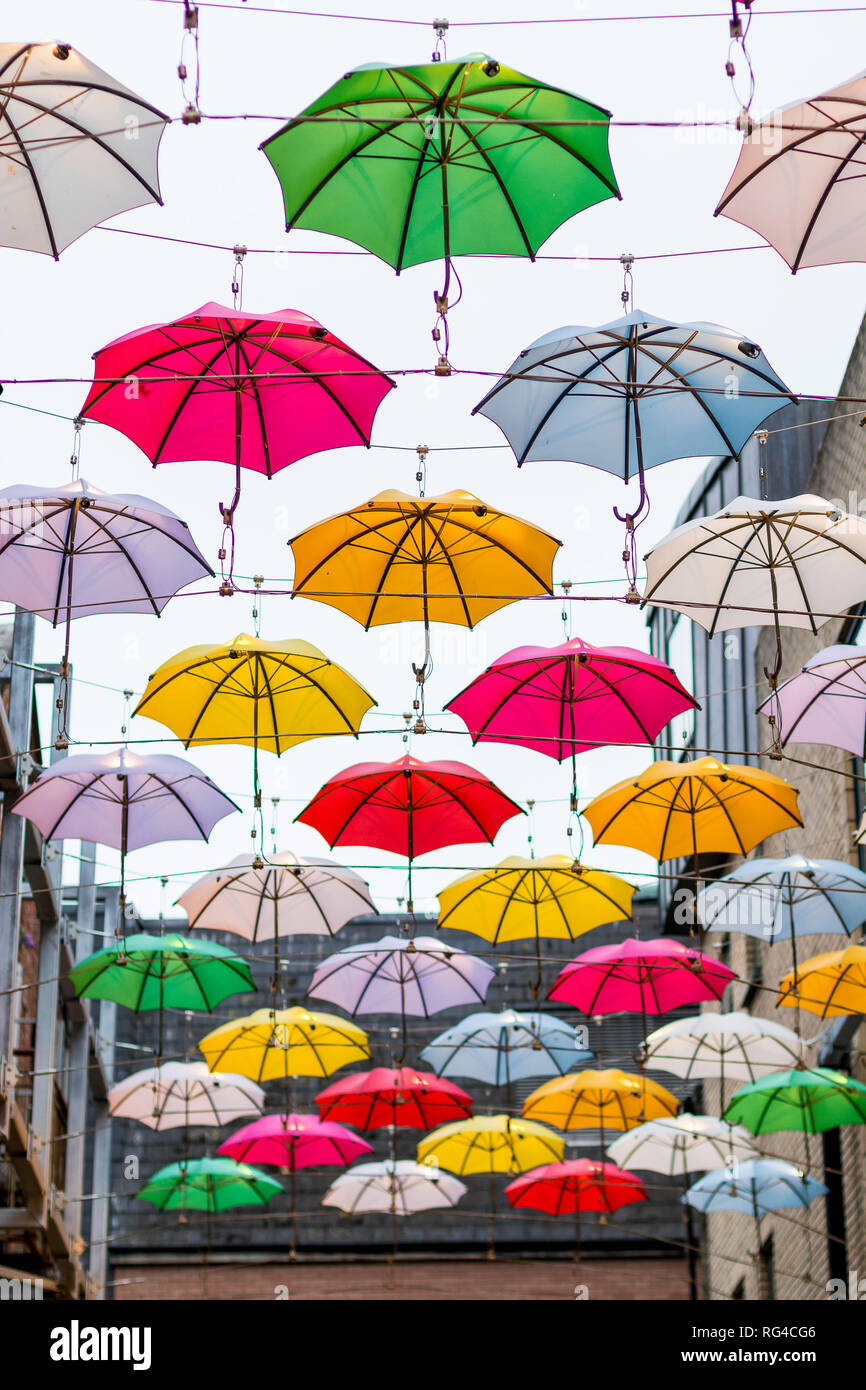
[666,617,696,754]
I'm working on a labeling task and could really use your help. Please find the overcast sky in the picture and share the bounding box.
[6,0,866,924]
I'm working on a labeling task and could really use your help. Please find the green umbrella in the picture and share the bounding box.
[69,932,255,1014]
[724,1066,866,1135]
[260,54,619,275]
[136,1157,282,1212]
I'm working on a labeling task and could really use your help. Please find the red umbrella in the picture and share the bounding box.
[79,302,394,584]
[504,1158,646,1215]
[296,754,524,912]
[315,1066,473,1131]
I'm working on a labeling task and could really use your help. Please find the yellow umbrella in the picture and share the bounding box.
[583,756,802,862]
[778,944,866,1019]
[522,1068,679,1132]
[417,1114,564,1175]
[197,1006,370,1083]
[288,488,561,629]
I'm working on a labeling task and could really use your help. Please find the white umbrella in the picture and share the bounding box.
[107,1062,264,1130]
[642,495,866,637]
[715,71,866,273]
[177,852,376,940]
[607,1115,758,1175]
[643,1013,807,1096]
[321,1159,467,1215]
[0,42,167,257]
[307,935,494,1018]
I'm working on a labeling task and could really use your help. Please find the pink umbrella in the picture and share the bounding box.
[446,638,697,759]
[548,937,735,1021]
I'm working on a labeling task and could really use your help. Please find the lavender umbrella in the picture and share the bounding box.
[757,644,866,757]
[10,748,238,929]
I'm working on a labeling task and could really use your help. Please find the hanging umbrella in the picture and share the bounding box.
[777,944,866,1020]
[315,1066,472,1130]
[699,856,866,944]
[684,1159,827,1215]
[437,856,634,944]
[446,638,697,758]
[79,303,394,565]
[218,1112,372,1168]
[715,71,866,272]
[296,754,524,913]
[197,1006,370,1082]
[756,645,866,757]
[420,1009,593,1087]
[136,1156,281,1212]
[608,1115,758,1174]
[0,42,167,258]
[107,1061,264,1131]
[322,1159,467,1215]
[582,756,802,862]
[418,1115,564,1173]
[548,938,735,1018]
[724,1066,866,1134]
[522,1069,679,1135]
[642,495,866,638]
[642,1013,806,1086]
[69,933,255,1013]
[177,852,376,940]
[504,1159,646,1216]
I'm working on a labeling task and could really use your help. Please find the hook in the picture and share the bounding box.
[415,444,429,498]
[179,2,202,124]
[431,18,448,62]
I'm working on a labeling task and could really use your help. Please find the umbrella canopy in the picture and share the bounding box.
[684,1159,827,1215]
[446,638,697,759]
[316,1066,472,1131]
[582,756,802,861]
[0,42,167,258]
[548,937,735,1016]
[642,495,866,636]
[436,856,634,945]
[307,935,494,1017]
[522,1069,679,1131]
[724,1066,866,1134]
[288,489,561,630]
[473,310,793,481]
[417,1115,564,1175]
[134,634,376,755]
[715,71,866,272]
[322,1159,467,1215]
[757,645,866,757]
[107,1062,265,1130]
[218,1112,372,1168]
[260,55,618,271]
[642,1013,806,1083]
[608,1115,758,1175]
[0,478,211,625]
[136,1157,281,1212]
[177,851,376,940]
[698,855,866,942]
[777,944,866,1019]
[8,747,238,852]
[69,933,255,1012]
[421,1009,593,1086]
[198,1006,370,1081]
[504,1159,647,1215]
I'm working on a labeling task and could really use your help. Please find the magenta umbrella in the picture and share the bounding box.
[446,638,698,759]
[548,937,735,1028]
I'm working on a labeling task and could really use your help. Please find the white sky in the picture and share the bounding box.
[7,0,866,922]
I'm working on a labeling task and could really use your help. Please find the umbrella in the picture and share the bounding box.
[522,1069,679,1140]
[446,637,697,759]
[699,856,866,943]
[474,309,793,528]
[197,1006,370,1083]
[218,1112,372,1168]
[296,754,524,913]
[315,1066,473,1131]
[684,1159,827,1215]
[136,1156,281,1212]
[642,1013,806,1101]
[756,645,866,757]
[322,1159,467,1215]
[548,938,735,1021]
[607,1115,758,1174]
[107,1061,264,1131]
[725,1066,866,1134]
[0,478,211,744]
[715,71,866,272]
[420,1009,593,1087]
[582,756,802,862]
[505,1157,646,1264]
[777,944,866,1020]
[80,303,394,573]
[0,42,167,257]
[134,633,376,814]
[10,748,238,928]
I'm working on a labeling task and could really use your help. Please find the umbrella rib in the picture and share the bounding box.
[0,100,58,257]
[715,103,866,212]
[394,66,465,274]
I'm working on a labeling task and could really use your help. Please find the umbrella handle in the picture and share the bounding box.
[613,473,649,604]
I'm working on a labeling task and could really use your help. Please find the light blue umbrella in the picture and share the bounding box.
[698,855,866,976]
[684,1158,827,1216]
[420,1009,592,1087]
